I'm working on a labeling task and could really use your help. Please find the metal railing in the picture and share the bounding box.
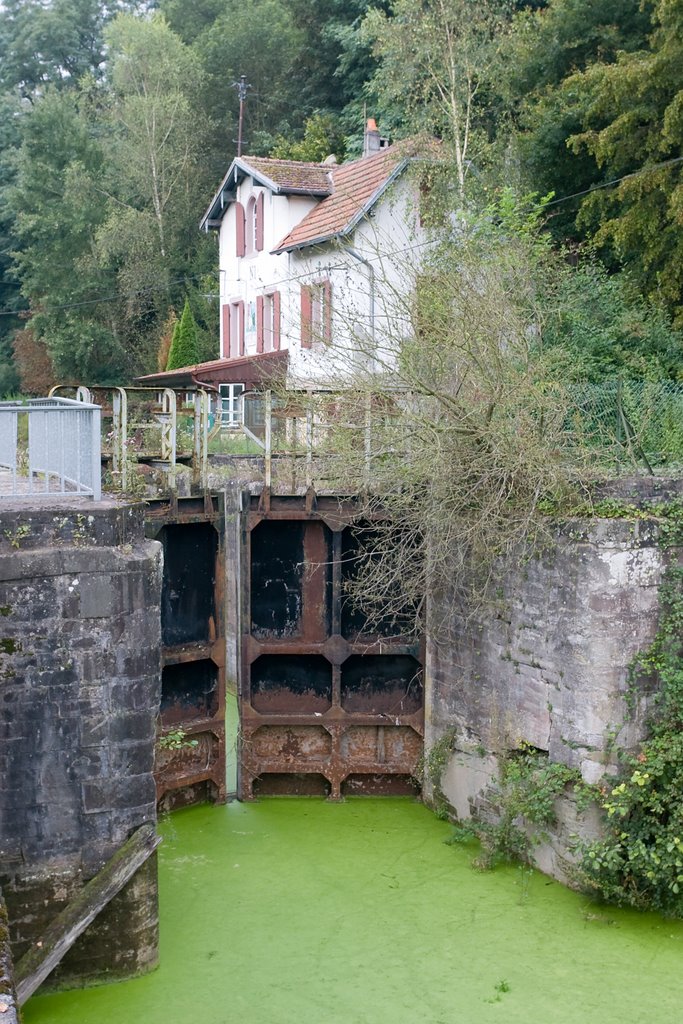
[49,385,212,492]
[0,396,101,500]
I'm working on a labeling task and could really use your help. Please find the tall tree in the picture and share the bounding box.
[501,0,652,240]
[166,299,199,370]
[8,13,215,382]
[565,0,683,321]
[362,0,509,196]
[0,0,143,99]
[8,88,122,381]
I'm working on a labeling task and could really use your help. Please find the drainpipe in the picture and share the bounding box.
[341,244,376,371]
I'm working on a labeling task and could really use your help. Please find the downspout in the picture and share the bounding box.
[341,244,376,371]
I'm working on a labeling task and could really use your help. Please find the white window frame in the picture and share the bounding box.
[219,383,245,429]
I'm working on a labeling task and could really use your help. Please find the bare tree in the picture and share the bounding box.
[276,198,595,642]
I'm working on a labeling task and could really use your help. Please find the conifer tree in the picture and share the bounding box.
[166,299,199,370]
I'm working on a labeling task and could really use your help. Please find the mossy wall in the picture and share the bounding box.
[0,500,162,990]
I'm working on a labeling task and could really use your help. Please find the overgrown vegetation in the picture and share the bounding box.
[2,1,683,391]
[311,191,683,638]
[445,743,588,869]
[580,561,683,915]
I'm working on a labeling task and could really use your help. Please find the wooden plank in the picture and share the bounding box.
[15,824,161,1006]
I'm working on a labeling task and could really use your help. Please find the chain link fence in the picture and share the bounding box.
[568,381,683,471]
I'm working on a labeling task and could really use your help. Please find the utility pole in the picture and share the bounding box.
[233,75,251,157]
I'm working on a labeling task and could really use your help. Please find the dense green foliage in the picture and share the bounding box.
[1,0,683,391]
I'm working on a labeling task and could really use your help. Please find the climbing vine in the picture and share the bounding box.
[580,561,683,915]
[448,743,588,869]
[416,729,457,819]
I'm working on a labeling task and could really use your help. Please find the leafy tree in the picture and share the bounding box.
[271,112,346,162]
[184,0,307,166]
[167,299,199,370]
[0,0,143,99]
[565,0,683,322]
[7,13,214,382]
[0,92,25,396]
[8,88,123,381]
[501,0,653,240]
[362,0,509,196]
[543,260,683,382]
[103,14,208,262]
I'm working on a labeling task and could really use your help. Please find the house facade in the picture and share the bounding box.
[139,122,430,398]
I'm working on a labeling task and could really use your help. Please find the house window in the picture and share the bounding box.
[257,291,281,353]
[222,300,245,359]
[244,192,264,257]
[301,280,331,348]
[246,196,256,257]
[235,202,246,257]
[219,383,245,428]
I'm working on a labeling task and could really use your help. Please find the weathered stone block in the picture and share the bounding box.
[0,501,162,990]
[426,513,675,882]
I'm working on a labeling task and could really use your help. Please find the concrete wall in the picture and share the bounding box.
[426,518,666,881]
[0,500,162,990]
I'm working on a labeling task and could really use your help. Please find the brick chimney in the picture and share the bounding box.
[363,118,389,158]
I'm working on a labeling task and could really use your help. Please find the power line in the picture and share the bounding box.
[542,154,683,209]
[0,274,215,317]
[1,153,682,318]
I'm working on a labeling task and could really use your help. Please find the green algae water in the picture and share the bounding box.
[24,799,683,1024]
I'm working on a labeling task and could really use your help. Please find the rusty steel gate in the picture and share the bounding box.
[146,493,227,809]
[239,493,424,798]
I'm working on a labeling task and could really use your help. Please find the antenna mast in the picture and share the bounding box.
[233,75,251,157]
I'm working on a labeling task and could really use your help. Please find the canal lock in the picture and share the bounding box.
[148,491,425,807]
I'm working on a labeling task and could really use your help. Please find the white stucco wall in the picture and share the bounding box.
[217,167,427,383]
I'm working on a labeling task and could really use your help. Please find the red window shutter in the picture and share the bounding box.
[301,285,313,349]
[255,191,264,252]
[221,304,231,359]
[235,202,246,257]
[238,300,245,356]
[256,294,264,354]
[273,291,281,351]
[323,279,332,343]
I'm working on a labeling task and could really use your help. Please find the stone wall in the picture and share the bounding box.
[0,892,19,1024]
[0,500,162,990]
[426,517,667,881]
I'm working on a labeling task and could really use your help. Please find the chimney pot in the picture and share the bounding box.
[363,118,382,158]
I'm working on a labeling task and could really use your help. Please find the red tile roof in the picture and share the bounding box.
[241,157,332,195]
[136,352,289,389]
[273,144,410,253]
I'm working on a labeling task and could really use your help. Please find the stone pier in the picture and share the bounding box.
[0,499,162,990]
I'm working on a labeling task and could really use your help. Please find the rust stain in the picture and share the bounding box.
[240,494,425,800]
[148,495,227,809]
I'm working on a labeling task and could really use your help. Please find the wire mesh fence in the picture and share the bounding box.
[241,381,683,481]
[568,381,683,471]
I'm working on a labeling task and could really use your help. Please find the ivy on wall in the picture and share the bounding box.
[580,562,683,915]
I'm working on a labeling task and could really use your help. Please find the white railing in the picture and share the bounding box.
[0,397,101,500]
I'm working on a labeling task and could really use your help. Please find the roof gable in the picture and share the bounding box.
[272,144,410,254]
[200,155,332,229]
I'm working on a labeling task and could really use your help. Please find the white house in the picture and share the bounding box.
[140,121,430,400]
